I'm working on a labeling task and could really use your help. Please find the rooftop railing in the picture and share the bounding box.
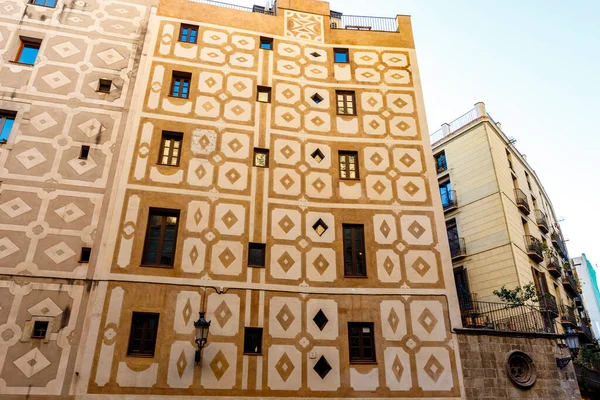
[189,0,275,15]
[330,12,399,32]
[430,107,479,144]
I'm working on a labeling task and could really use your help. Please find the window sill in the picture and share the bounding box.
[248,265,265,269]
[77,260,89,264]
[157,163,180,167]
[344,275,368,279]
[8,61,35,67]
[340,178,360,182]
[349,360,378,365]
[178,41,198,45]
[140,264,175,269]
[126,353,155,358]
[243,353,263,356]
[27,3,57,8]
[336,113,357,117]
[96,90,111,94]
[167,95,190,100]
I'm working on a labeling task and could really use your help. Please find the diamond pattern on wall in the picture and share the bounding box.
[403,181,420,196]
[423,354,444,383]
[388,307,400,333]
[279,174,295,190]
[312,254,330,275]
[277,252,295,273]
[0,237,19,259]
[78,118,105,137]
[218,247,236,268]
[42,71,72,89]
[313,309,329,331]
[44,242,76,264]
[407,221,425,239]
[314,355,332,379]
[399,153,416,168]
[221,210,238,229]
[16,148,47,169]
[97,48,125,65]
[52,41,81,58]
[383,256,395,276]
[278,215,295,234]
[276,304,295,331]
[275,352,295,382]
[392,354,404,382]
[13,348,51,378]
[176,351,187,378]
[209,350,230,381]
[411,256,431,277]
[28,297,63,316]
[54,203,85,223]
[214,301,233,328]
[30,112,58,132]
[68,156,97,175]
[0,198,32,218]
[418,308,439,334]
[379,220,391,238]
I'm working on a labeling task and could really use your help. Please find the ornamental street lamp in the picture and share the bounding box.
[194,311,211,363]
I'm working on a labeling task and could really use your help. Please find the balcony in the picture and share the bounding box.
[538,293,559,318]
[524,235,544,263]
[449,237,467,260]
[330,11,399,32]
[551,231,568,259]
[459,296,556,334]
[514,189,530,215]
[441,190,457,212]
[563,272,579,297]
[534,209,549,234]
[560,306,578,327]
[547,256,562,278]
[575,297,585,310]
[191,0,276,15]
[577,318,595,343]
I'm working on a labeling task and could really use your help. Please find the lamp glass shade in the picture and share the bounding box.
[194,312,211,343]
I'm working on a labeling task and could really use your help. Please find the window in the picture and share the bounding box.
[170,71,191,99]
[142,208,180,267]
[0,111,16,142]
[343,224,366,277]
[336,91,356,115]
[79,145,90,159]
[348,322,376,363]
[525,172,532,190]
[435,151,447,173]
[312,219,328,236]
[28,0,57,7]
[339,151,359,179]
[127,312,159,356]
[506,149,514,171]
[243,327,263,354]
[158,131,183,166]
[79,247,91,263]
[179,24,198,43]
[257,86,271,103]
[15,38,41,65]
[259,37,273,50]
[439,177,454,209]
[248,242,266,268]
[454,267,473,310]
[253,148,269,167]
[310,93,324,104]
[97,79,112,93]
[311,148,325,163]
[334,48,349,63]
[31,321,49,339]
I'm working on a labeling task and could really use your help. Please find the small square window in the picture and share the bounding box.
[97,79,112,93]
[243,327,263,354]
[0,111,17,143]
[336,91,356,115]
[80,247,91,263]
[170,71,191,99]
[31,320,49,339]
[257,86,272,103]
[15,38,41,65]
[127,312,159,356]
[312,219,328,236]
[248,242,266,268]
[179,24,199,44]
[253,148,269,167]
[260,37,273,50]
[29,0,57,7]
[158,131,183,166]
[348,322,376,363]
[311,149,325,163]
[311,93,324,104]
[334,48,349,63]
[434,151,447,173]
[79,145,90,159]
[339,151,359,179]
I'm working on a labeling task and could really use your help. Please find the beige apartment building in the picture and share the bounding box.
[431,102,592,345]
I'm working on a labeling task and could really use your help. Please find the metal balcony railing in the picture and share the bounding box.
[538,293,559,317]
[190,0,276,15]
[547,256,562,278]
[449,237,466,259]
[563,272,579,296]
[524,235,543,263]
[435,156,447,173]
[552,231,568,259]
[514,188,530,215]
[560,306,578,327]
[441,190,457,212]
[577,318,595,342]
[330,12,399,32]
[430,108,479,144]
[534,209,549,233]
[458,295,556,334]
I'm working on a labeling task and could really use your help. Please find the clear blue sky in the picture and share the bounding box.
[228,0,600,265]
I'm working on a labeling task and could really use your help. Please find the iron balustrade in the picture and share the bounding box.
[430,107,480,144]
[514,189,530,214]
[547,256,562,278]
[552,231,568,259]
[563,272,579,296]
[538,292,559,317]
[190,0,275,15]
[441,190,457,211]
[458,296,556,334]
[560,305,578,327]
[577,318,595,342]
[524,235,543,263]
[449,237,466,259]
[534,209,549,233]
[330,13,398,32]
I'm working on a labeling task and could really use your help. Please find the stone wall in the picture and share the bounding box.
[458,331,581,399]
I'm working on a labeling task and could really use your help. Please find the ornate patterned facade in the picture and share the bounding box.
[0,0,465,398]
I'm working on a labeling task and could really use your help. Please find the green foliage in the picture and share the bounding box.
[493,283,539,306]
[576,346,600,372]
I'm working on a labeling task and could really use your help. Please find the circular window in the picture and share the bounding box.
[505,350,536,388]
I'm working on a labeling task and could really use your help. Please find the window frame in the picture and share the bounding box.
[336,90,356,116]
[79,247,91,263]
[79,145,90,159]
[253,148,269,168]
[15,38,41,65]
[31,320,49,339]
[97,79,112,93]
[248,242,266,268]
[28,0,57,7]
[142,208,180,268]
[343,224,367,277]
[257,86,272,103]
[243,327,263,355]
[158,131,183,167]
[334,48,349,63]
[259,37,273,50]
[127,312,160,357]
[0,111,17,143]
[434,151,447,173]
[178,24,199,44]
[170,71,191,99]
[348,322,376,363]
[338,150,360,180]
